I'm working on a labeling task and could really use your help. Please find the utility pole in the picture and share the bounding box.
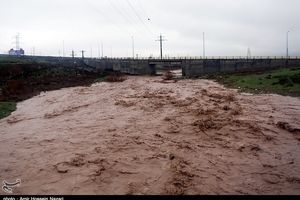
[81,50,85,59]
[247,47,251,58]
[156,34,166,59]
[132,36,135,59]
[286,31,290,58]
[101,43,104,58]
[31,47,35,56]
[203,32,205,58]
[62,40,65,57]
[98,44,100,59]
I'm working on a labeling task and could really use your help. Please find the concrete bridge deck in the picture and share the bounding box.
[1,54,300,77]
[83,57,300,77]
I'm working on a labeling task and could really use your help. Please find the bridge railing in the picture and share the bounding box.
[92,56,300,61]
[1,54,299,61]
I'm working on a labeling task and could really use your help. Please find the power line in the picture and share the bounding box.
[107,0,135,27]
[86,0,132,36]
[135,0,151,20]
[106,0,146,37]
[86,0,154,46]
[125,0,154,36]
[134,0,155,33]
[132,0,157,37]
[112,0,154,40]
[117,0,151,36]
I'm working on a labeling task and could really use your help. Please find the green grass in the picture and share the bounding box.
[0,102,16,119]
[217,67,300,96]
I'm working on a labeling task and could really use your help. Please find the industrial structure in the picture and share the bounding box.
[8,33,25,56]
[8,48,25,56]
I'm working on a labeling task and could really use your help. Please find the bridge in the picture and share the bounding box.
[1,54,300,77]
[83,56,300,77]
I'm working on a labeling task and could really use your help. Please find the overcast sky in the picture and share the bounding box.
[0,0,299,57]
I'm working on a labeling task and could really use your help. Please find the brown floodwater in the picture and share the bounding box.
[0,76,299,194]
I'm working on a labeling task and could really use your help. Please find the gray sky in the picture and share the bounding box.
[0,0,299,57]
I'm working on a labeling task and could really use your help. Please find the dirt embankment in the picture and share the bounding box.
[0,76,299,195]
[0,63,100,102]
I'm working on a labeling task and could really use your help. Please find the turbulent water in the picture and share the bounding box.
[0,76,299,195]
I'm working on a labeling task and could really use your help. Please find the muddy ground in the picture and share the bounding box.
[0,63,100,102]
[0,76,299,195]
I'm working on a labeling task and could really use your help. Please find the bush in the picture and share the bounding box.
[105,72,126,82]
[163,70,174,80]
[0,102,16,119]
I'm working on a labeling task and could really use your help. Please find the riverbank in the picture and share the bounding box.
[212,67,300,97]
